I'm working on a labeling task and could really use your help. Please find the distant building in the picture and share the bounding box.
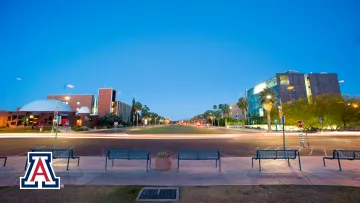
[97,88,132,123]
[229,103,246,120]
[97,88,117,117]
[116,101,132,123]
[305,73,341,102]
[246,71,341,124]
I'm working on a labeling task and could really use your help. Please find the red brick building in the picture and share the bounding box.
[97,88,117,117]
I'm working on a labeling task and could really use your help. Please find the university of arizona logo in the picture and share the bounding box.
[20,152,60,189]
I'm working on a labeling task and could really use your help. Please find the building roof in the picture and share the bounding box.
[77,106,91,114]
[19,99,73,112]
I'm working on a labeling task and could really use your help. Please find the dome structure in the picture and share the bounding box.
[77,106,91,114]
[19,99,73,112]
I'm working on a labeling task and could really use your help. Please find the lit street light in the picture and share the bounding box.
[266,95,272,99]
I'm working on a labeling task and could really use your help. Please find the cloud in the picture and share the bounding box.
[16,78,22,81]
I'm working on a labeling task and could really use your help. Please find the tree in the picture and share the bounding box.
[97,113,123,128]
[214,110,222,126]
[133,101,142,126]
[282,98,317,130]
[258,88,277,132]
[219,104,230,126]
[203,110,215,126]
[236,97,248,128]
[314,94,360,130]
[141,105,150,125]
[130,98,135,126]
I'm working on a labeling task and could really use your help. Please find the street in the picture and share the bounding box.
[0,133,358,158]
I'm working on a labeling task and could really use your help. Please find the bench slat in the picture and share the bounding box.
[256,150,297,159]
[30,148,73,158]
[178,150,220,160]
[107,150,149,160]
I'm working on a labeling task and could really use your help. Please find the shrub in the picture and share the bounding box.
[157,151,170,158]
[72,126,89,132]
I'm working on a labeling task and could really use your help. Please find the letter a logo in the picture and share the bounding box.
[20,152,60,189]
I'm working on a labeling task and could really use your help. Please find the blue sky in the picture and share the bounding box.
[1,0,359,120]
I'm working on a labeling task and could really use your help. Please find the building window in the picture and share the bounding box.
[7,116,11,121]
[77,102,80,105]
[12,115,18,120]
[280,75,289,85]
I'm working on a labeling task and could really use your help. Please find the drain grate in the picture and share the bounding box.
[136,187,179,202]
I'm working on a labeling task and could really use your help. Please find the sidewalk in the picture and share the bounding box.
[1,156,359,187]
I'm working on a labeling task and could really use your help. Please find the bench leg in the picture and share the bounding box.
[66,158,70,170]
[77,157,80,167]
[287,158,290,167]
[146,159,149,172]
[219,158,221,172]
[105,157,108,171]
[259,159,261,171]
[323,157,326,167]
[149,158,152,169]
[177,159,180,172]
[112,159,114,167]
[216,160,218,168]
[24,157,28,171]
[298,152,302,171]
[3,157,7,167]
[337,157,342,172]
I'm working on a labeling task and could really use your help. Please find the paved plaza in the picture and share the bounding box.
[1,156,359,187]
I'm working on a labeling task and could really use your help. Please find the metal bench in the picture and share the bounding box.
[177,150,221,172]
[24,148,80,171]
[323,150,360,171]
[252,150,302,171]
[0,156,7,167]
[105,150,151,171]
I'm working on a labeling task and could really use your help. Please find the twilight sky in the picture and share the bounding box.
[1,0,359,120]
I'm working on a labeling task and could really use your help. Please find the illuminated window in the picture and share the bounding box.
[253,82,266,94]
[280,75,289,85]
[77,102,80,105]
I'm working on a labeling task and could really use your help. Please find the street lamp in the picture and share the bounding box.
[52,95,70,149]
[266,95,272,99]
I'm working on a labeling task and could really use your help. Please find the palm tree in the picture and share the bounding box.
[214,110,222,126]
[130,98,136,126]
[141,105,150,125]
[258,88,278,132]
[133,102,142,126]
[219,104,230,126]
[212,105,217,126]
[236,97,248,129]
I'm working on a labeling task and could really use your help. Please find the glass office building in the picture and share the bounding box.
[245,71,340,125]
[246,76,279,124]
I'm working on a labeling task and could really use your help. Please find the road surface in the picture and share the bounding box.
[0,134,358,158]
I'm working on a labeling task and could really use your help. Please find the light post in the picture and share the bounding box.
[136,110,140,126]
[53,96,70,149]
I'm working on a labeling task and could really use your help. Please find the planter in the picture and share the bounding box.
[154,157,172,171]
